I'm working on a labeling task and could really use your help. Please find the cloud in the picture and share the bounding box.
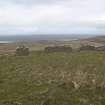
[0,0,105,35]
[0,0,68,6]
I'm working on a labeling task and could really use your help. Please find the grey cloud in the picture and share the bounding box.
[0,0,69,5]
[0,0,105,35]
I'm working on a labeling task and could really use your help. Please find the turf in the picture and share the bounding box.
[0,51,105,105]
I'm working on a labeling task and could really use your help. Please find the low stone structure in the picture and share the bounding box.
[44,46,72,53]
[95,46,105,51]
[79,45,95,51]
[15,45,29,56]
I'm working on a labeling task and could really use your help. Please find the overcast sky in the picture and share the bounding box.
[0,0,105,35]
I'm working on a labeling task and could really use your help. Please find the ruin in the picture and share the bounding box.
[15,45,29,56]
[45,46,72,53]
[96,46,105,51]
[79,45,95,51]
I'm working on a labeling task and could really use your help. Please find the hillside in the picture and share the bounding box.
[0,51,105,105]
[84,36,105,44]
[0,36,105,105]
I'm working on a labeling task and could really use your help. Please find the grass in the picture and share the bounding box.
[0,51,105,105]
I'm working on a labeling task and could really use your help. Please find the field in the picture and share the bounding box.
[0,48,105,105]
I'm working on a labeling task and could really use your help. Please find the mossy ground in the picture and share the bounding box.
[0,51,105,105]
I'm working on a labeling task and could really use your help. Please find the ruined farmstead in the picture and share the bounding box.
[95,46,105,51]
[15,45,29,56]
[79,45,95,51]
[44,46,72,53]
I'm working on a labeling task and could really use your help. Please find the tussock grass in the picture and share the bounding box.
[0,51,105,105]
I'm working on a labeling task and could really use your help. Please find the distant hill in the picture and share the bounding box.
[0,35,92,42]
[85,36,105,44]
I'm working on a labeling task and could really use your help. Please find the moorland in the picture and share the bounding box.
[0,36,105,105]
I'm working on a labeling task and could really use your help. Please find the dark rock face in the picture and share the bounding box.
[79,45,95,51]
[45,46,72,53]
[15,46,29,56]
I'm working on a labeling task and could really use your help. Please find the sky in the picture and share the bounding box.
[0,0,105,35]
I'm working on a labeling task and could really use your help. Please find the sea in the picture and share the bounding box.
[0,41,13,43]
[0,35,93,43]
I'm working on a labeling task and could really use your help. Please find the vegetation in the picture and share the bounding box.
[0,50,105,105]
